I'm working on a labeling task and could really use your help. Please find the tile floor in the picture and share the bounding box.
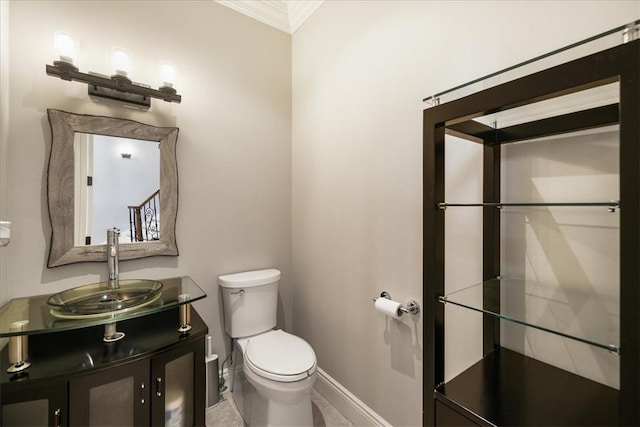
[206,388,354,427]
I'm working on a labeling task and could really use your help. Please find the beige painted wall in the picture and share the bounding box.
[291,1,639,425]
[0,0,292,364]
[0,0,10,306]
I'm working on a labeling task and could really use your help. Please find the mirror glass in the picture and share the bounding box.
[47,109,179,267]
[73,133,160,246]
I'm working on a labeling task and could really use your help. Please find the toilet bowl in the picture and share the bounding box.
[237,329,317,426]
[219,269,317,426]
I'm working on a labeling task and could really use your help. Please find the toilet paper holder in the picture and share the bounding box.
[372,292,420,316]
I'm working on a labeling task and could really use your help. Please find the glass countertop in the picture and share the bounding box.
[439,276,619,353]
[0,276,206,337]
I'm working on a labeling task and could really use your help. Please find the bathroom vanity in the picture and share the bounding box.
[0,276,207,426]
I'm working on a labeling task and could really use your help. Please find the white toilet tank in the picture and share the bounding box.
[218,269,280,338]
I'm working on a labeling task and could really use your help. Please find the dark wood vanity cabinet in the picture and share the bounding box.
[69,358,151,426]
[150,339,206,427]
[0,307,207,427]
[1,379,67,426]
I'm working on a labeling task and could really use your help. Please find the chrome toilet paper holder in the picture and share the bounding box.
[372,292,420,316]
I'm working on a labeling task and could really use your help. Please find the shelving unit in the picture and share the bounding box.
[423,22,639,426]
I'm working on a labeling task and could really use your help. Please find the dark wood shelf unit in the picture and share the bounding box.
[435,347,619,426]
[447,103,619,145]
[423,39,640,426]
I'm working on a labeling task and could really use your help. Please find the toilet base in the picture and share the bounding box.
[265,395,313,427]
[232,341,315,426]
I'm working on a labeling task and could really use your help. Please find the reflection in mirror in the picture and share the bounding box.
[47,109,179,267]
[74,133,160,246]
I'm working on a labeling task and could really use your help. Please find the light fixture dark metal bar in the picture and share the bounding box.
[45,62,181,108]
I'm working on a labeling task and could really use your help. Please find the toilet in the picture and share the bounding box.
[219,269,317,426]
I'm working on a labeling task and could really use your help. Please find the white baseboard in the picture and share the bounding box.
[314,367,392,427]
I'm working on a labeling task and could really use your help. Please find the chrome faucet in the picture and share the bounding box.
[107,228,120,288]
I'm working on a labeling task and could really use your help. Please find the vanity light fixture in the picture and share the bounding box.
[111,47,132,78]
[54,32,78,66]
[159,61,177,88]
[46,34,181,109]
[120,153,132,159]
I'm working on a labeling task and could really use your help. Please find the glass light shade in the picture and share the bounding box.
[54,32,77,64]
[160,62,176,88]
[111,48,132,77]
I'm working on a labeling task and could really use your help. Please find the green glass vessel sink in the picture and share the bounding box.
[47,279,164,318]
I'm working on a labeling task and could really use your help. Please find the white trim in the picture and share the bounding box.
[215,0,324,34]
[314,367,392,427]
[285,0,323,33]
[216,0,290,33]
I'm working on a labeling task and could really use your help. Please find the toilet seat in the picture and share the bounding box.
[244,330,317,383]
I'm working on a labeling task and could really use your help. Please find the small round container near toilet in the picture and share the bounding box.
[219,269,317,427]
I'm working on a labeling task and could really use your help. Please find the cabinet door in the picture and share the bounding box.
[69,358,150,426]
[151,338,205,427]
[1,380,67,427]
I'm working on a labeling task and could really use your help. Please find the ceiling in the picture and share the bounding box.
[215,0,324,34]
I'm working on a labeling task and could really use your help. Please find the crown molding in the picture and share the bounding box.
[215,0,323,34]
[285,0,324,33]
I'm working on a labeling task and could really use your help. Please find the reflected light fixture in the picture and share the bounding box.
[46,33,181,109]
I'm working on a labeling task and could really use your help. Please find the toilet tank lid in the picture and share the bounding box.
[218,269,281,288]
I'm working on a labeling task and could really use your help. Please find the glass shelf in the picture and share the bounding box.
[0,276,206,337]
[437,201,619,211]
[424,20,639,106]
[439,276,619,353]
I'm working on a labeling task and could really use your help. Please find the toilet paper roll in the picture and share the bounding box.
[374,298,402,320]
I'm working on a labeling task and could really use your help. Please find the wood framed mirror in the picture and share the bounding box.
[47,109,179,267]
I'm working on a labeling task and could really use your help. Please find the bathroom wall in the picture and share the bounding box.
[291,2,639,426]
[0,0,292,364]
[500,126,621,388]
[2,1,639,426]
[0,0,9,306]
